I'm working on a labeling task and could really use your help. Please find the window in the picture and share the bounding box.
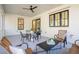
[55,13,60,26]
[32,18,41,32]
[49,10,69,27]
[61,11,69,26]
[18,17,24,30]
[49,14,54,26]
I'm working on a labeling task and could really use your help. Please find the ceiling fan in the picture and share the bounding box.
[23,5,37,13]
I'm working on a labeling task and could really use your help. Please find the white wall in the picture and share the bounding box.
[31,4,79,37]
[0,14,3,39]
[4,4,79,38]
[69,5,79,34]
[0,5,5,40]
[5,14,32,36]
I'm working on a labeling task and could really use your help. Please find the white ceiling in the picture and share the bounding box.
[3,4,62,17]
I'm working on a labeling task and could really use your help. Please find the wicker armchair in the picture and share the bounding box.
[54,30,67,42]
[0,37,32,54]
[0,37,12,53]
[54,30,67,47]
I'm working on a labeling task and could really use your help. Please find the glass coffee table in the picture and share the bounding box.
[36,39,59,53]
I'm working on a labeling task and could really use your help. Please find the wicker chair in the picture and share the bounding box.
[54,30,67,47]
[0,37,32,54]
[0,37,12,53]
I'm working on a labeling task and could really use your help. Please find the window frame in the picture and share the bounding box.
[49,10,69,27]
[18,17,24,30]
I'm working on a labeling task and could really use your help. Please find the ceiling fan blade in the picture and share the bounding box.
[30,5,32,7]
[32,6,37,9]
[31,9,34,13]
[23,8,29,10]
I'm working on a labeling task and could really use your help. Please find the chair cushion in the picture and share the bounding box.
[9,45,26,54]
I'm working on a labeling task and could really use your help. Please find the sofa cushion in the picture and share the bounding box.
[9,45,26,54]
